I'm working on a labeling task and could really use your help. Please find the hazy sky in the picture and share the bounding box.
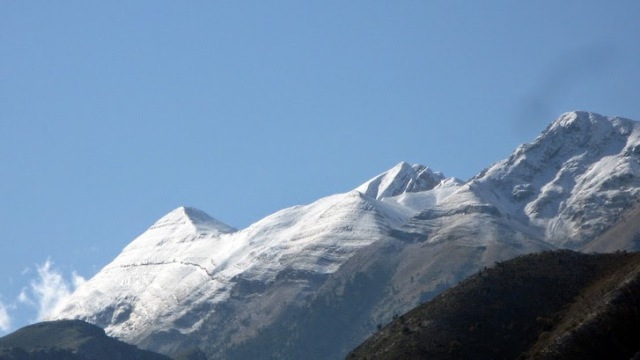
[1,1,639,333]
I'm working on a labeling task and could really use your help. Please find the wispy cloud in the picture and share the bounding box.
[18,258,86,321]
[0,300,10,332]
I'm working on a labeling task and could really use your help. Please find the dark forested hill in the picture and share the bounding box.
[348,250,640,360]
[0,320,171,360]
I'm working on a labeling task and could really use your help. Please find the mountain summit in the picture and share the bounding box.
[51,112,640,359]
[150,206,236,234]
[471,111,640,247]
[356,162,446,200]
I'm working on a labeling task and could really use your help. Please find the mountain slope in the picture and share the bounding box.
[471,111,640,248]
[0,320,170,360]
[51,111,640,359]
[347,250,640,360]
[53,168,462,358]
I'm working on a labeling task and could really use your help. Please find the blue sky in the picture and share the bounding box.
[1,1,639,333]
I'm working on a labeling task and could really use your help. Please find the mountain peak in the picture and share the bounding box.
[472,110,640,246]
[541,111,635,141]
[151,206,236,235]
[480,111,636,182]
[356,162,445,200]
[548,110,604,130]
[552,110,591,127]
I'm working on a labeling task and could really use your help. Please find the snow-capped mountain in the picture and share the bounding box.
[51,111,640,359]
[472,111,640,248]
[52,163,462,356]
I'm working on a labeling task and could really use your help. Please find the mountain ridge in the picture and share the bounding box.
[50,111,640,359]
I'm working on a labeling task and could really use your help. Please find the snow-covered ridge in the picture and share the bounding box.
[52,167,462,339]
[472,111,640,246]
[50,111,640,358]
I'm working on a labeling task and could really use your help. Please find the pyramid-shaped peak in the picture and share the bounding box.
[151,206,236,234]
[356,162,446,200]
[182,206,221,224]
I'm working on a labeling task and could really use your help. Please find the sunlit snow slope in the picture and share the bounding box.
[52,111,640,359]
[53,162,461,343]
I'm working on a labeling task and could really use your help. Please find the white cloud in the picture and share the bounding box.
[0,300,11,332]
[72,272,87,289]
[17,288,33,306]
[19,258,86,321]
